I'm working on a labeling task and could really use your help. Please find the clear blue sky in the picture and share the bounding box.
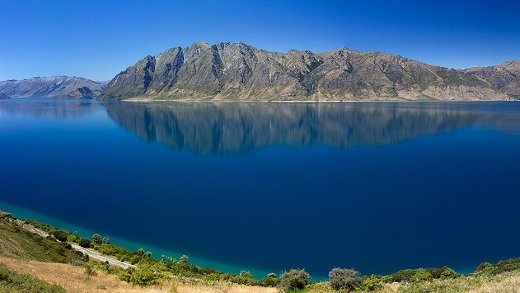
[1,0,519,81]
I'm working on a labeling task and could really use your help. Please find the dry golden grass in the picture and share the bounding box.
[467,272,520,293]
[0,257,279,293]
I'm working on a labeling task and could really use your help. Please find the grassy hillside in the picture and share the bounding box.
[0,262,66,293]
[1,212,519,292]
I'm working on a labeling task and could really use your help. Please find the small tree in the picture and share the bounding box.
[260,272,279,287]
[240,271,253,279]
[137,248,145,256]
[279,269,309,292]
[161,255,176,268]
[52,230,68,242]
[79,238,91,248]
[178,255,189,264]
[92,234,102,245]
[329,267,361,290]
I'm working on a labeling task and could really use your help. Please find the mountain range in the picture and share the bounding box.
[1,43,519,101]
[101,42,519,101]
[0,76,105,99]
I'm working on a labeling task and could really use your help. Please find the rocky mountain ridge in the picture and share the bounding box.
[0,76,105,99]
[101,42,517,101]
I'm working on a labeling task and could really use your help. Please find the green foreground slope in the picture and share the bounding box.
[1,211,519,292]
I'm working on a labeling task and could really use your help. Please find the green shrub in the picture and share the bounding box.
[79,238,91,248]
[361,274,384,291]
[178,254,189,264]
[228,270,256,285]
[279,269,310,292]
[52,230,69,242]
[84,263,97,279]
[259,272,279,287]
[390,268,436,283]
[475,258,520,275]
[412,268,432,282]
[329,267,361,290]
[92,234,102,245]
[129,266,160,285]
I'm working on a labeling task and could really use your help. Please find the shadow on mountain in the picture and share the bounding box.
[0,98,101,118]
[104,101,520,155]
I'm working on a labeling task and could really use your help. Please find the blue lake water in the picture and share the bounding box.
[1,98,520,279]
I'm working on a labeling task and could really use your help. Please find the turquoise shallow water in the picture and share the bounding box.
[0,200,270,278]
[1,98,520,279]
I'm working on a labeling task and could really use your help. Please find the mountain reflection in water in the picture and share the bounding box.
[106,101,518,155]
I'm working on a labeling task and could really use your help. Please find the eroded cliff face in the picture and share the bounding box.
[0,76,105,98]
[101,42,510,101]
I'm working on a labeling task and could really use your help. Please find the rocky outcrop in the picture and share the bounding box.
[0,92,10,99]
[101,42,510,101]
[465,60,520,99]
[0,76,105,98]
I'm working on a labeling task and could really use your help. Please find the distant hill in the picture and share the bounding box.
[465,60,520,99]
[0,92,10,99]
[0,76,105,99]
[101,42,514,101]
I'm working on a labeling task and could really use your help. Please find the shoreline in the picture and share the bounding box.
[121,97,515,103]
[0,202,274,279]
[0,203,497,280]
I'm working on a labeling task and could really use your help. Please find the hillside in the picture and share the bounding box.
[1,211,520,292]
[0,76,105,98]
[465,60,520,99]
[101,42,511,101]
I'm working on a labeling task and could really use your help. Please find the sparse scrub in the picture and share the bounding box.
[0,263,66,292]
[279,269,310,292]
[84,263,97,279]
[328,267,361,290]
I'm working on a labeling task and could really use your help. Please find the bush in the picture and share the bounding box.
[361,274,384,291]
[129,266,160,285]
[259,272,279,287]
[279,269,310,292]
[329,267,361,290]
[84,263,97,279]
[79,238,91,248]
[229,272,256,285]
[52,230,69,242]
[92,234,102,245]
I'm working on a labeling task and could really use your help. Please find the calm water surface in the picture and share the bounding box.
[1,98,520,278]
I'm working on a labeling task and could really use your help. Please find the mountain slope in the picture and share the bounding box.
[101,42,509,101]
[0,76,105,98]
[465,60,520,99]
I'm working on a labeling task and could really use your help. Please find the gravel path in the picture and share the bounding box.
[70,244,136,270]
[2,212,136,271]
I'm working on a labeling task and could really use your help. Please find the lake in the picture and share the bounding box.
[1,98,520,279]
